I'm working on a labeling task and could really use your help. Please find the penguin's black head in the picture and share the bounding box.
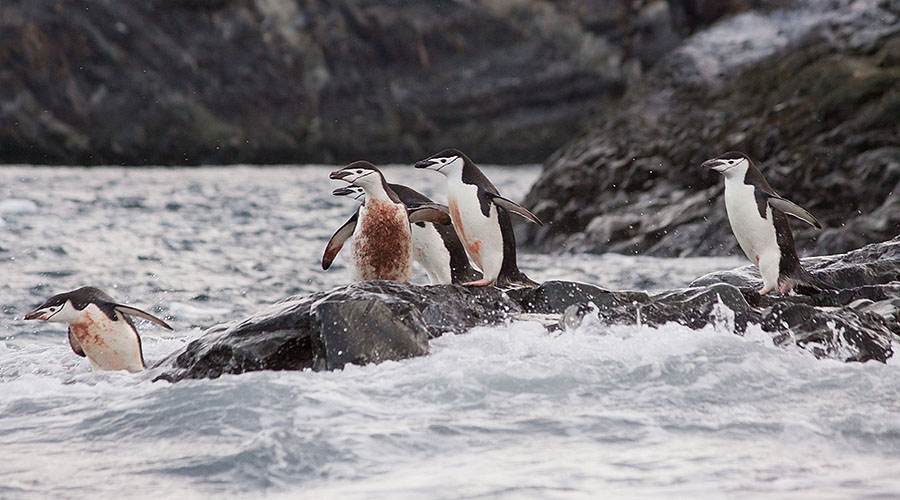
[24,286,112,322]
[332,185,365,201]
[329,161,384,185]
[330,160,402,202]
[702,151,751,175]
[414,149,469,175]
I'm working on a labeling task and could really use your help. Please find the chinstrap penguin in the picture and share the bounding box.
[24,286,172,372]
[703,151,825,295]
[332,183,482,284]
[415,149,542,287]
[325,161,450,282]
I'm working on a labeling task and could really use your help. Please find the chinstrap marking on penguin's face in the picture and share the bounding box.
[332,186,365,200]
[703,156,747,175]
[416,156,458,172]
[25,299,78,323]
[330,161,387,191]
[415,150,465,175]
[24,305,61,321]
[330,168,374,185]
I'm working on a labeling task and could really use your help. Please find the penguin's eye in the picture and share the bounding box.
[48,307,56,312]
[356,170,363,174]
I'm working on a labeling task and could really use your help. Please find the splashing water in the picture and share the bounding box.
[2,166,898,499]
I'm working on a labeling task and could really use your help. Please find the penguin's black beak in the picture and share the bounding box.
[702,159,724,171]
[332,187,355,196]
[414,159,435,169]
[24,309,44,320]
[329,170,350,180]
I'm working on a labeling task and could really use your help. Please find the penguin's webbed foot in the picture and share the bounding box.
[463,278,494,287]
[777,282,796,295]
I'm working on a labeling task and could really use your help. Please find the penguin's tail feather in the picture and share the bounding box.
[496,269,539,288]
[785,265,834,295]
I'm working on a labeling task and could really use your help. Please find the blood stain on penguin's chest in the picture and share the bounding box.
[71,315,110,349]
[354,201,411,279]
[449,196,482,255]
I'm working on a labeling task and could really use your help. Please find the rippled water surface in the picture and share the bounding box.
[2,166,898,499]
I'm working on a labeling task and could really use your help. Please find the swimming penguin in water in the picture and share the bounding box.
[703,151,825,295]
[325,161,451,282]
[24,286,172,372]
[415,149,542,287]
[331,184,482,284]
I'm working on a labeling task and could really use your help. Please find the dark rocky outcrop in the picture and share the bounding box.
[155,281,519,381]
[156,236,900,381]
[2,0,782,165]
[523,0,900,257]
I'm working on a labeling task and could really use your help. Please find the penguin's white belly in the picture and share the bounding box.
[411,222,452,284]
[447,182,503,282]
[70,305,144,372]
[351,200,412,282]
[724,181,781,290]
[724,182,778,264]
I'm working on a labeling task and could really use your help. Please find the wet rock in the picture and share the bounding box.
[523,0,900,257]
[155,281,519,381]
[309,291,429,371]
[691,235,900,289]
[157,237,900,381]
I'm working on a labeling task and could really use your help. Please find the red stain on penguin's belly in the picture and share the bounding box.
[71,316,108,349]
[449,197,483,267]
[353,200,412,281]
[70,316,130,371]
[449,198,466,242]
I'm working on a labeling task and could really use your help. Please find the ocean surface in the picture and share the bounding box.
[2,165,899,499]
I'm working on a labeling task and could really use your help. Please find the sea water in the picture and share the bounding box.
[1,166,898,499]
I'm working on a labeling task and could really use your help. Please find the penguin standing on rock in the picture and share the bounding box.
[703,151,825,295]
[24,286,172,372]
[331,184,482,285]
[415,149,542,287]
[326,161,450,282]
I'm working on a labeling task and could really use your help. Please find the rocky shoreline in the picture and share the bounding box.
[522,0,900,257]
[155,235,900,382]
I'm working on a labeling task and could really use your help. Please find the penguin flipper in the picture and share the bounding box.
[323,213,358,270]
[68,327,86,357]
[766,195,822,229]
[408,203,451,225]
[114,305,173,330]
[488,194,543,226]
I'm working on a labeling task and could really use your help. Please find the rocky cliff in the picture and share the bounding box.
[523,0,900,257]
[2,0,776,165]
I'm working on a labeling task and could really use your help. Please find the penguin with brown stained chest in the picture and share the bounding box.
[331,184,482,285]
[324,161,451,282]
[24,286,172,372]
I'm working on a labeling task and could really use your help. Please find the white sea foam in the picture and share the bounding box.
[0,198,38,215]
